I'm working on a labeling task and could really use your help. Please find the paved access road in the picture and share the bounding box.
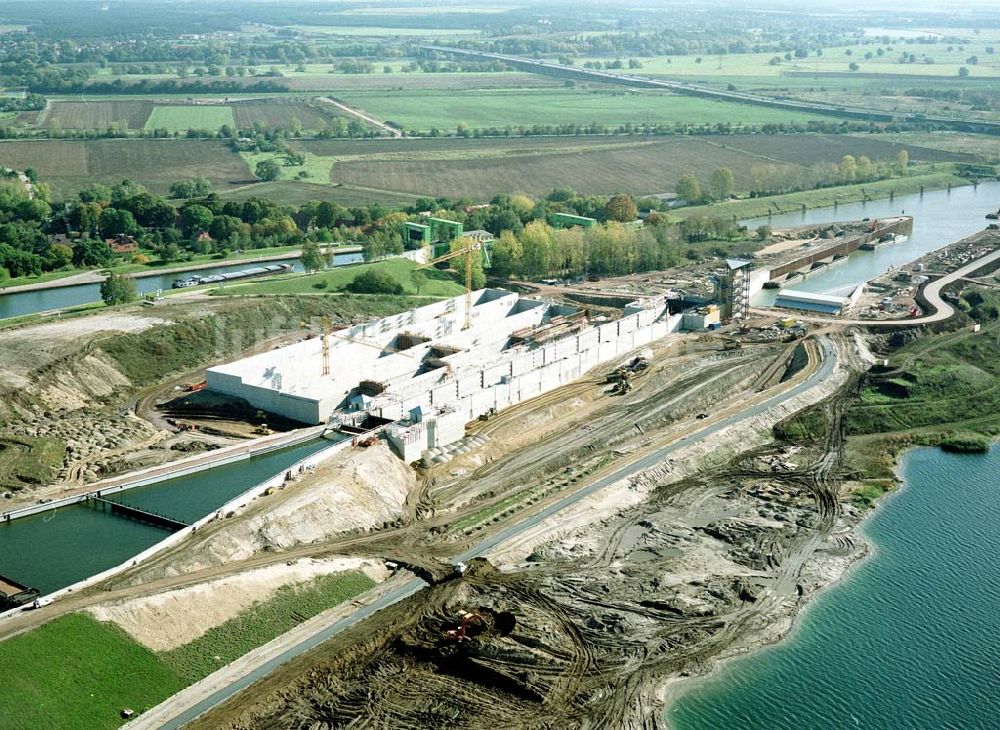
[132,338,837,730]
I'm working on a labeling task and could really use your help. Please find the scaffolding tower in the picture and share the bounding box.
[720,259,752,320]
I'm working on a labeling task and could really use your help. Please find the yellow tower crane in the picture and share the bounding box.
[320,316,331,376]
[419,238,482,330]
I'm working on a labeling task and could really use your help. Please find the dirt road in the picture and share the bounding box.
[131,338,838,730]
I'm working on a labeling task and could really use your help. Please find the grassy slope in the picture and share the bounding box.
[0,572,375,730]
[98,293,440,386]
[212,258,465,298]
[0,613,185,730]
[160,571,375,682]
[0,435,67,490]
[848,323,1000,440]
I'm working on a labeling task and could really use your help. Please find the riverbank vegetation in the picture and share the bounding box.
[214,258,463,299]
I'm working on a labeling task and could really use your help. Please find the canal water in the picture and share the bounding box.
[0,437,331,595]
[0,250,364,321]
[667,443,1000,730]
[749,181,1000,303]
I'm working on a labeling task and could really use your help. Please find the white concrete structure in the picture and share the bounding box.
[773,288,850,314]
[207,289,683,460]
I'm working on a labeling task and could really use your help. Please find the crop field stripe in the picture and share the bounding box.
[332,89,827,131]
[144,105,236,133]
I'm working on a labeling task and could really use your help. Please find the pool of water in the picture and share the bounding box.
[749,181,1000,304]
[0,250,363,321]
[667,444,1000,730]
[0,437,331,595]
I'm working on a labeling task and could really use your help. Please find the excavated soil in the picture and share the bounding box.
[88,557,388,651]
[183,335,867,730]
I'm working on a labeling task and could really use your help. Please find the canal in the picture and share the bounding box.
[0,250,364,321]
[748,181,1000,303]
[0,437,332,596]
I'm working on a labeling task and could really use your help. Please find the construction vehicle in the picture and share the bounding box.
[418,237,484,330]
[444,611,486,642]
[606,352,650,383]
[612,378,632,395]
[478,407,498,421]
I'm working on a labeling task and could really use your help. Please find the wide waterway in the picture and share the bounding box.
[668,443,1000,729]
[749,181,1000,302]
[0,250,363,321]
[0,437,331,595]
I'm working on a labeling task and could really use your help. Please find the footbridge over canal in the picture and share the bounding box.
[85,495,189,533]
[0,429,344,611]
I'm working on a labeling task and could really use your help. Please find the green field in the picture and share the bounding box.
[0,571,375,730]
[0,614,185,730]
[334,88,828,131]
[583,41,1000,80]
[288,24,482,37]
[213,258,465,298]
[144,105,236,132]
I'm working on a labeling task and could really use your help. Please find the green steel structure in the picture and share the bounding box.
[551,212,597,229]
[403,218,465,252]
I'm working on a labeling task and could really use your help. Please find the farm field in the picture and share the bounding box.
[583,41,1000,80]
[720,133,974,165]
[297,133,970,201]
[0,139,253,199]
[41,100,155,130]
[86,69,564,93]
[144,105,235,132]
[231,99,342,130]
[216,180,416,207]
[881,132,1000,160]
[791,88,999,122]
[332,88,828,131]
[287,25,482,37]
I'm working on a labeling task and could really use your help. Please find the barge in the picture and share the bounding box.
[173,263,293,289]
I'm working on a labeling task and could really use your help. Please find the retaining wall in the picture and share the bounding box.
[0,435,348,623]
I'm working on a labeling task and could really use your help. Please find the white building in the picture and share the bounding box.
[206,289,683,460]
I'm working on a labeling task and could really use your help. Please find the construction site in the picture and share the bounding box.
[205,288,684,463]
[0,187,998,730]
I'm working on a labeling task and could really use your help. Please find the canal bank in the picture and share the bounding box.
[0,249,364,321]
[749,181,1000,304]
[666,443,1000,730]
[0,431,349,606]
